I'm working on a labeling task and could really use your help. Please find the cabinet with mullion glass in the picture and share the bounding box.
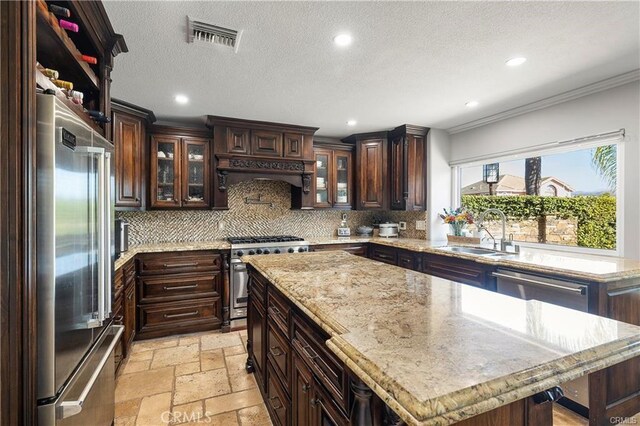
[313,143,353,210]
[150,132,211,209]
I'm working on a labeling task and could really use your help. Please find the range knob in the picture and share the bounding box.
[263,249,270,254]
[288,248,295,253]
[256,249,263,254]
[274,249,281,254]
[298,247,306,253]
[236,250,244,257]
[248,250,255,255]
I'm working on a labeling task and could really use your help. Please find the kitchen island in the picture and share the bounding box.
[244,251,640,425]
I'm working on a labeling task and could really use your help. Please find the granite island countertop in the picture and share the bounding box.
[245,251,640,425]
[113,236,640,282]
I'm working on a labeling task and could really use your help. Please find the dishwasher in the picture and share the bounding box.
[493,269,590,416]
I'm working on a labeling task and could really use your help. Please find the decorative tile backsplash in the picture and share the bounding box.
[117,180,428,244]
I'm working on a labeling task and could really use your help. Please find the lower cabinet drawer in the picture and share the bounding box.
[267,323,290,393]
[369,244,398,265]
[423,256,486,288]
[137,252,222,275]
[138,298,221,338]
[292,315,348,414]
[138,273,220,303]
[266,362,290,426]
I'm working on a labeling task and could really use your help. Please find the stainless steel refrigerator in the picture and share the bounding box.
[36,94,123,425]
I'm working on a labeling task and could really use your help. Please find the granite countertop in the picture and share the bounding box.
[245,251,640,425]
[114,241,230,271]
[310,236,640,283]
[113,236,640,282]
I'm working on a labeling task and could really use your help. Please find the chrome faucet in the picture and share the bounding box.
[477,208,519,253]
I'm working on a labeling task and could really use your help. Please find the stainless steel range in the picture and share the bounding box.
[228,236,309,321]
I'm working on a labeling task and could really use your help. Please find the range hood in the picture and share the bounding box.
[207,115,318,210]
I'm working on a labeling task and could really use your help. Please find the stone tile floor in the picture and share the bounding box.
[114,329,272,426]
[115,329,638,425]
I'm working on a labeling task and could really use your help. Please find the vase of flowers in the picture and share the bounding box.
[439,207,474,237]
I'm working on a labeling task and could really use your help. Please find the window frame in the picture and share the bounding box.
[450,134,625,257]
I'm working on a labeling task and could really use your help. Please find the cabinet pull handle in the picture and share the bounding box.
[310,398,319,406]
[269,396,282,410]
[376,253,394,260]
[163,284,198,291]
[127,293,133,301]
[268,306,281,318]
[269,346,284,357]
[301,344,319,360]
[163,310,199,319]
[302,383,310,392]
[163,262,199,269]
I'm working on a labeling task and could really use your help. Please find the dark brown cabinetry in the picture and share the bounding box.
[354,134,388,210]
[422,253,495,290]
[368,244,398,265]
[208,116,318,210]
[135,250,223,339]
[313,142,354,209]
[111,99,155,210]
[388,125,429,211]
[248,267,351,426]
[113,259,136,373]
[150,126,211,209]
[343,125,428,211]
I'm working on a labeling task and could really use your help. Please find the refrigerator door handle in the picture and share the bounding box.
[57,325,124,419]
[103,151,112,318]
[76,146,107,325]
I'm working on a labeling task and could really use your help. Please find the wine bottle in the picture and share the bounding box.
[80,55,97,65]
[86,110,111,123]
[59,19,79,33]
[49,4,71,18]
[51,79,73,90]
[42,68,59,80]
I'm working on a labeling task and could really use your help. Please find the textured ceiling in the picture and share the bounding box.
[103,1,640,137]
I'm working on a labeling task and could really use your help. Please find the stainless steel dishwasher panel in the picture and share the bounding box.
[494,269,588,312]
[494,268,590,410]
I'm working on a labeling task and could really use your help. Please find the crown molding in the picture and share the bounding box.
[447,70,640,135]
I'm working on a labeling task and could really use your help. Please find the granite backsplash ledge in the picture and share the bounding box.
[117,180,428,244]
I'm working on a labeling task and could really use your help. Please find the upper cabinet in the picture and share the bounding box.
[112,99,155,210]
[313,141,354,209]
[343,125,429,211]
[207,116,318,210]
[343,132,389,210]
[149,126,211,209]
[388,125,429,211]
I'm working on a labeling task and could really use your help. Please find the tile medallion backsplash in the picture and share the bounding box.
[117,180,428,244]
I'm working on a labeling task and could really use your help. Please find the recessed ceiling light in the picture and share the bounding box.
[175,94,189,104]
[347,120,357,126]
[465,101,479,108]
[333,33,352,47]
[506,57,527,67]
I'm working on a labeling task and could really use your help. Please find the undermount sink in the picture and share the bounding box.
[438,246,510,257]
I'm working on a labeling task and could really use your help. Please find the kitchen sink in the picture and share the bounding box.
[437,246,511,257]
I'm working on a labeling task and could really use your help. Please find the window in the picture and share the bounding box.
[453,133,623,253]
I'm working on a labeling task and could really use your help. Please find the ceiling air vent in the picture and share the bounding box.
[187,17,242,53]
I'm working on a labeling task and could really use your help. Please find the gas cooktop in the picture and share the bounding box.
[227,235,306,245]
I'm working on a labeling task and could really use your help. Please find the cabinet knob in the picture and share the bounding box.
[302,383,310,392]
[310,398,319,406]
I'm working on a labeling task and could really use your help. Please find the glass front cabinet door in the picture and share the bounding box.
[313,146,352,209]
[181,138,210,208]
[150,135,210,209]
[151,135,181,208]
